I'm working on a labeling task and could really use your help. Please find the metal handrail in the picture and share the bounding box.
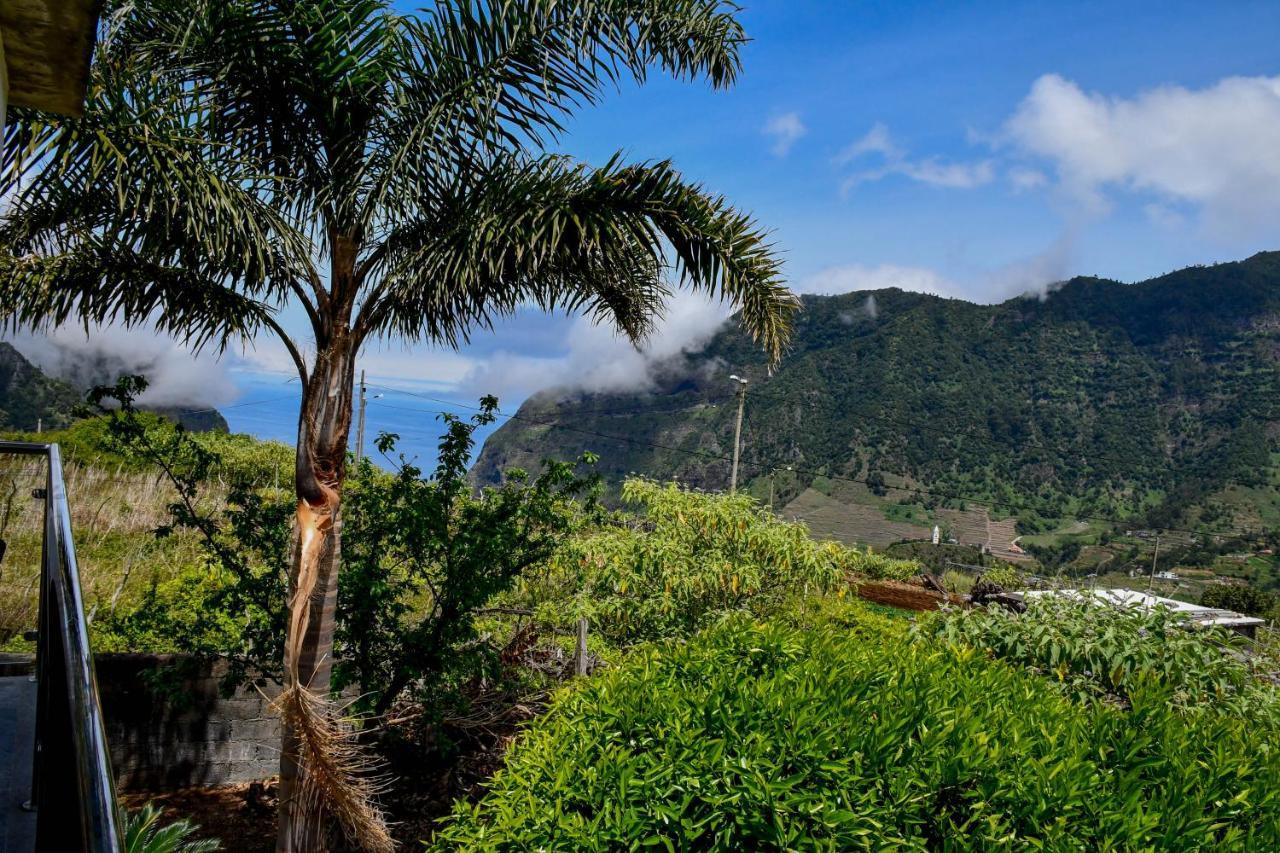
[1,441,123,851]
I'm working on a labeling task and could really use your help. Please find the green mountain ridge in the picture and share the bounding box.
[473,252,1280,550]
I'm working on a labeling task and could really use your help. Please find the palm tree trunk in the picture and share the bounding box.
[277,334,356,853]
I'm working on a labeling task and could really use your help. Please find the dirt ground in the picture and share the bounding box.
[123,782,277,852]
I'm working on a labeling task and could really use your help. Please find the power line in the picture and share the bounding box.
[362,384,1271,544]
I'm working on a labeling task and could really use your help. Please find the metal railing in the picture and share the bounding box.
[1,441,123,851]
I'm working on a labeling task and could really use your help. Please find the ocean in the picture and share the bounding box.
[222,369,509,470]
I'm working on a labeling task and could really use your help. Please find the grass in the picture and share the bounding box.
[0,455,213,648]
[1019,518,1109,549]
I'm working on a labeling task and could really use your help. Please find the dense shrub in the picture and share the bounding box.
[334,402,599,717]
[432,614,1280,850]
[514,479,898,646]
[922,597,1275,711]
[1201,583,1277,617]
[823,541,919,582]
[93,390,600,716]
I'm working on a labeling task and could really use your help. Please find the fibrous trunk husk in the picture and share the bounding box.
[276,344,392,853]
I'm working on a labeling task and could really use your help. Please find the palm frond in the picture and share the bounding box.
[361,0,747,224]
[0,242,280,355]
[356,154,797,359]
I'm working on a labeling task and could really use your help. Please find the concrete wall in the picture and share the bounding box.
[95,654,281,791]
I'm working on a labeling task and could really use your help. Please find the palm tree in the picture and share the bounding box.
[1,1,797,849]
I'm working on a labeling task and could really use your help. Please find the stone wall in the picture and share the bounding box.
[95,654,280,791]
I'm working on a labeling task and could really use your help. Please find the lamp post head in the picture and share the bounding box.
[729,374,748,385]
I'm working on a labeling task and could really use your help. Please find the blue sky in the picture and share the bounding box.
[318,0,1280,408]
[16,1,1280,457]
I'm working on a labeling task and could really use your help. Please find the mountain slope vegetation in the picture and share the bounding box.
[474,252,1280,546]
[0,341,82,431]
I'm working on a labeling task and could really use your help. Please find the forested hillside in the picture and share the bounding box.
[474,252,1280,545]
[0,342,82,431]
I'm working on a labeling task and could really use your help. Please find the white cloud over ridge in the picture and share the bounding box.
[798,263,961,299]
[6,324,238,408]
[797,230,1077,306]
[763,112,807,157]
[1004,73,1280,237]
[459,291,731,402]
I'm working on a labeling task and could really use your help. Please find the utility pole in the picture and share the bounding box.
[768,465,792,511]
[355,369,367,465]
[1146,532,1161,594]
[728,374,748,492]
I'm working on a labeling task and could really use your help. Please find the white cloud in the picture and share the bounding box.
[6,324,238,408]
[836,122,897,163]
[797,263,964,298]
[1004,73,1280,236]
[763,112,806,157]
[863,294,879,320]
[838,122,995,192]
[797,232,1076,305]
[1144,202,1188,230]
[459,291,730,401]
[1008,166,1048,192]
[981,230,1076,300]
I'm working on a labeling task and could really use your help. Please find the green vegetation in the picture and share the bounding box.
[4,408,289,480]
[122,803,219,853]
[1201,583,1277,617]
[0,341,81,431]
[5,0,799,841]
[922,598,1272,712]
[82,385,602,723]
[474,253,1280,551]
[433,610,1280,850]
[9,379,1280,849]
[510,478,914,648]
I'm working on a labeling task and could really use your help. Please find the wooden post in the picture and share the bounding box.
[575,617,588,676]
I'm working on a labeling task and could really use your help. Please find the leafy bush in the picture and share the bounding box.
[432,615,1280,850]
[981,562,1024,589]
[335,400,599,717]
[1202,583,1277,617]
[822,541,919,581]
[7,409,291,486]
[922,597,1272,710]
[94,386,599,718]
[515,479,852,646]
[941,569,975,594]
